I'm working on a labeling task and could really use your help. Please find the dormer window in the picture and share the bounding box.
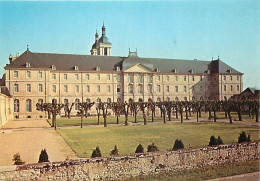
[96,66,100,71]
[51,65,56,70]
[26,62,31,68]
[173,68,177,73]
[155,68,160,72]
[74,66,79,71]
[116,67,121,71]
[206,69,210,74]
[189,69,194,74]
[227,69,232,73]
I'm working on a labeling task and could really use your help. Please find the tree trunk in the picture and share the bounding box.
[213,111,217,122]
[48,111,51,119]
[248,107,251,117]
[199,109,201,118]
[125,114,128,126]
[160,108,163,117]
[208,110,212,120]
[224,111,227,119]
[189,109,191,117]
[228,111,232,124]
[143,113,147,125]
[238,111,242,121]
[53,115,57,130]
[116,115,119,124]
[68,111,71,119]
[97,113,100,125]
[180,113,183,123]
[256,110,259,122]
[197,111,199,122]
[152,110,154,122]
[168,111,171,121]
[104,115,107,127]
[185,110,189,120]
[81,114,83,128]
[175,109,178,119]
[134,111,137,123]
[163,112,166,124]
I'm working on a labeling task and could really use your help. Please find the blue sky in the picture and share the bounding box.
[0,0,259,89]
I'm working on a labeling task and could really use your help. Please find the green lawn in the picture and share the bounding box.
[120,160,259,181]
[57,122,259,158]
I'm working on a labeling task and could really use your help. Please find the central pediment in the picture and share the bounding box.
[124,63,153,73]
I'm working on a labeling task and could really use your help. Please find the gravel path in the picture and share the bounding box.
[0,119,77,166]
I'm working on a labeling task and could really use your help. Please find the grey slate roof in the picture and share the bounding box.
[5,50,242,74]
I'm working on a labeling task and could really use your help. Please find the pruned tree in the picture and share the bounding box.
[148,99,156,122]
[78,102,95,128]
[121,101,130,126]
[64,103,74,119]
[36,102,64,130]
[192,101,203,122]
[139,101,148,125]
[250,100,259,122]
[177,101,184,123]
[99,102,111,127]
[165,101,173,121]
[156,101,166,124]
[112,102,121,124]
[130,101,140,123]
[183,101,190,120]
[233,100,245,121]
[96,103,102,125]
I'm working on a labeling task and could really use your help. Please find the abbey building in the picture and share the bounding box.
[1,24,243,119]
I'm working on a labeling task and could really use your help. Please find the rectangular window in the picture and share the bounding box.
[64,74,68,80]
[147,75,152,83]
[14,84,19,92]
[230,76,232,81]
[184,86,187,93]
[230,85,233,91]
[200,76,203,81]
[97,85,101,92]
[14,71,18,78]
[156,75,160,81]
[75,74,79,80]
[38,71,42,79]
[86,85,90,92]
[26,71,31,78]
[166,86,169,92]
[75,85,79,93]
[166,76,169,82]
[184,76,187,81]
[64,85,68,93]
[116,75,120,81]
[52,85,56,93]
[107,74,111,81]
[192,76,195,81]
[38,84,43,92]
[237,76,239,81]
[224,76,226,81]
[117,85,120,92]
[175,86,178,92]
[97,74,100,80]
[237,85,239,92]
[107,85,111,92]
[86,74,90,80]
[26,84,31,92]
[52,73,56,80]
[157,85,160,92]
[175,76,178,81]
[137,75,143,83]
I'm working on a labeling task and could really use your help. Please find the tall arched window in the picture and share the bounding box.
[138,84,143,93]
[75,98,80,110]
[86,85,90,92]
[200,96,203,100]
[175,97,179,101]
[97,98,101,103]
[224,85,226,91]
[86,98,91,103]
[166,97,170,102]
[64,98,69,104]
[38,99,43,105]
[184,97,188,101]
[104,47,108,55]
[148,85,152,93]
[157,97,161,102]
[52,99,57,104]
[192,96,195,100]
[128,84,133,93]
[26,99,32,112]
[107,98,111,103]
[14,99,19,112]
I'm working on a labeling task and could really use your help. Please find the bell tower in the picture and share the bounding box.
[90,23,112,56]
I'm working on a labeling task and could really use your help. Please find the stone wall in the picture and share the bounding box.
[0,93,13,126]
[0,142,259,181]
